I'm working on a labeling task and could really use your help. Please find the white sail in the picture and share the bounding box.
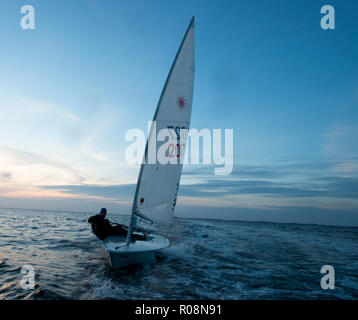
[132,17,195,226]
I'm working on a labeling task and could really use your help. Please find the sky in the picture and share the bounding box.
[0,0,357,226]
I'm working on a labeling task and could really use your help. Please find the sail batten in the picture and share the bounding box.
[130,18,195,227]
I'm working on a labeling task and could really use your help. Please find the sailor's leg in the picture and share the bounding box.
[110,225,127,237]
[131,233,147,241]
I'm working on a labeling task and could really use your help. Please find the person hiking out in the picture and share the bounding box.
[88,208,145,241]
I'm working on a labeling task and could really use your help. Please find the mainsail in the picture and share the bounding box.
[126,17,195,241]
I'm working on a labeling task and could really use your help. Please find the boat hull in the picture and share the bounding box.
[103,233,169,268]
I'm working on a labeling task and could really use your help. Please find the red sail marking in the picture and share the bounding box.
[177,96,185,109]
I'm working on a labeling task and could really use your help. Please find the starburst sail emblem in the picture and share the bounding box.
[177,96,186,109]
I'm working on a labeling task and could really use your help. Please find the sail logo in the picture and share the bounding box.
[177,96,186,109]
[125,121,234,175]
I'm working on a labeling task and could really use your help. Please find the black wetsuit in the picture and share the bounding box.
[88,214,146,241]
[88,214,127,240]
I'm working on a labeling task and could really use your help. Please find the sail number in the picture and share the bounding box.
[167,126,188,158]
[168,143,185,158]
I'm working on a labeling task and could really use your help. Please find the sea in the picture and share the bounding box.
[0,208,357,300]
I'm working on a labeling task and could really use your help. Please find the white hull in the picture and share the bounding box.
[103,233,169,268]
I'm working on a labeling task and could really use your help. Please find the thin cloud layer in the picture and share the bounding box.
[35,156,358,214]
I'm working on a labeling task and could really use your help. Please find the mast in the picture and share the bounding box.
[126,17,195,245]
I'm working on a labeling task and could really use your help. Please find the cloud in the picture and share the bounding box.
[2,141,358,225]
[322,125,358,176]
[19,97,79,122]
[0,95,79,122]
[0,145,87,199]
[179,157,358,212]
[183,156,358,181]
[37,163,358,212]
[41,184,135,200]
[179,177,358,200]
[0,172,12,181]
[0,146,78,172]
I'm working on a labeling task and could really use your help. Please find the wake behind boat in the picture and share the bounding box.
[94,17,195,268]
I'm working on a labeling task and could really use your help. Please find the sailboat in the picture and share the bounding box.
[103,17,195,268]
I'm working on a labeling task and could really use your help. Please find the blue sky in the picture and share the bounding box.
[0,0,357,226]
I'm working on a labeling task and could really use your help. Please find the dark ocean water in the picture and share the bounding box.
[0,208,357,300]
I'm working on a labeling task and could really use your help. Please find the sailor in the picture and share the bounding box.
[88,208,146,241]
[88,208,127,240]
